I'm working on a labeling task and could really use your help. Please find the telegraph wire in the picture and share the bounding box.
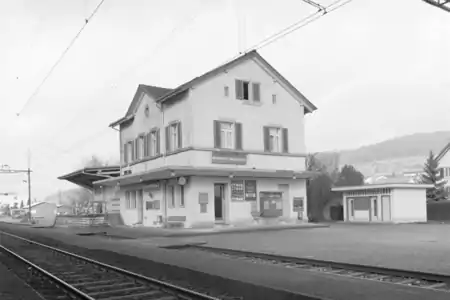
[16,0,107,117]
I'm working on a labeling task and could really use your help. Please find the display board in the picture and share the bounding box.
[244,180,257,201]
[231,180,245,201]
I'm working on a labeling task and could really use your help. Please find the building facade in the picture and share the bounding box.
[95,50,317,228]
[332,183,432,223]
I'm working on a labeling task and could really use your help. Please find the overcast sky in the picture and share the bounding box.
[1,0,449,201]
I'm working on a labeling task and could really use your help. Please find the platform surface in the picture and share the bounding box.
[1,222,450,300]
[179,222,450,275]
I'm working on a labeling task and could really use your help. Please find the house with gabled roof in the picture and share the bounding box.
[94,50,318,228]
[436,142,450,197]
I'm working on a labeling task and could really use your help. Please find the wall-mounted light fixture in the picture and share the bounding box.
[293,175,297,180]
[170,171,176,177]
[139,177,143,182]
[229,174,234,179]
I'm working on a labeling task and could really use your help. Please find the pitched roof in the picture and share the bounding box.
[110,50,318,128]
[109,84,172,127]
[436,141,450,162]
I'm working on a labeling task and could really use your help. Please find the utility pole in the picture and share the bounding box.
[27,148,32,222]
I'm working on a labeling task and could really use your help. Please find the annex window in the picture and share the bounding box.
[263,126,288,153]
[166,122,182,152]
[235,80,260,102]
[214,120,242,150]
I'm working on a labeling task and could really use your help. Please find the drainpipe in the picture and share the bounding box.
[156,101,167,227]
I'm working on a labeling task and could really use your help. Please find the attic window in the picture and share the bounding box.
[224,86,229,97]
[144,105,149,117]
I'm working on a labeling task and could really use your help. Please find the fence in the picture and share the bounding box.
[427,201,450,221]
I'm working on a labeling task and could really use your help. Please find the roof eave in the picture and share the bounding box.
[109,115,135,128]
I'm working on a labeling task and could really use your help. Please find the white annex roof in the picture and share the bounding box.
[331,183,434,192]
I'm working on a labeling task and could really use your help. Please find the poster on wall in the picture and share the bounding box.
[244,180,257,201]
[231,180,245,201]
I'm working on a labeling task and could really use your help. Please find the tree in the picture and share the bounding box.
[334,165,365,187]
[307,173,334,221]
[420,151,447,201]
[20,200,24,208]
[84,155,108,168]
[12,202,18,209]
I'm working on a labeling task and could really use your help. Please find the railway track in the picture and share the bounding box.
[164,244,450,293]
[0,231,222,300]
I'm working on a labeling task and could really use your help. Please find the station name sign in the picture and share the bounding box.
[211,151,247,165]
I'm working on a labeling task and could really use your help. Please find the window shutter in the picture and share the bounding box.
[252,83,260,102]
[124,144,128,164]
[235,80,243,99]
[282,128,289,153]
[135,138,139,159]
[235,122,242,150]
[214,120,221,148]
[156,129,160,155]
[165,126,170,152]
[131,142,135,161]
[177,122,182,149]
[263,127,270,152]
[143,135,148,157]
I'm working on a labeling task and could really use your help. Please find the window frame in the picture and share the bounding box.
[268,127,282,153]
[219,121,235,149]
[125,191,131,209]
[130,191,137,209]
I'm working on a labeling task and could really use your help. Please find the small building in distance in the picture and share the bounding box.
[56,204,73,215]
[25,202,57,227]
[332,183,432,223]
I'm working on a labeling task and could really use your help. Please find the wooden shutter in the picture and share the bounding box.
[156,129,160,155]
[135,137,139,159]
[263,127,270,152]
[282,128,289,153]
[123,144,128,164]
[252,83,260,102]
[214,120,221,148]
[235,122,242,150]
[143,135,148,157]
[165,126,170,152]
[130,141,135,161]
[235,80,243,99]
[177,122,182,149]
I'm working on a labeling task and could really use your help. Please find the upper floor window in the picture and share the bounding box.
[147,129,159,156]
[136,135,145,160]
[235,80,260,102]
[214,120,242,150]
[263,126,289,153]
[166,122,182,152]
[124,141,134,163]
[224,86,229,97]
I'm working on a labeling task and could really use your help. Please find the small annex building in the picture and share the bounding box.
[25,202,58,227]
[331,183,432,223]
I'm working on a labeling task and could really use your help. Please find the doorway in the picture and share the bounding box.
[346,198,354,221]
[214,184,225,221]
[370,197,378,221]
[137,189,144,224]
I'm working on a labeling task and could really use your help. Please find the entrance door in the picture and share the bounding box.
[381,195,391,222]
[214,184,225,221]
[347,198,354,221]
[137,189,144,224]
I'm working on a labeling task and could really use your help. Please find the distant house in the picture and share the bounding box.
[436,142,450,197]
[24,202,57,226]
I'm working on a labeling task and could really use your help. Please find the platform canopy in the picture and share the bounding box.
[94,165,318,187]
[58,166,121,190]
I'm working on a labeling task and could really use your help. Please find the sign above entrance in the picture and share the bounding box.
[211,151,247,165]
[144,182,160,190]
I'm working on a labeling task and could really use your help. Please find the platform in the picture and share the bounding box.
[1,222,450,300]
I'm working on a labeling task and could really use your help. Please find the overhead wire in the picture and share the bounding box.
[31,0,355,170]
[33,0,211,159]
[16,0,107,117]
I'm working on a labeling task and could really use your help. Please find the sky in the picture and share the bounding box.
[0,0,449,202]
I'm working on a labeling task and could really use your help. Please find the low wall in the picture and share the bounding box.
[56,214,109,227]
[427,201,450,221]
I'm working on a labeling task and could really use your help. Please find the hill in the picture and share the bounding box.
[317,131,450,176]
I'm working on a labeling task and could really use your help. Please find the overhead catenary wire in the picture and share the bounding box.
[30,0,355,168]
[33,0,211,156]
[16,0,107,117]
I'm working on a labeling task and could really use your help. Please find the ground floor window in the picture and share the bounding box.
[125,191,137,209]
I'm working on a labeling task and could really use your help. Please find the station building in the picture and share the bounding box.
[332,183,432,223]
[94,50,318,229]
